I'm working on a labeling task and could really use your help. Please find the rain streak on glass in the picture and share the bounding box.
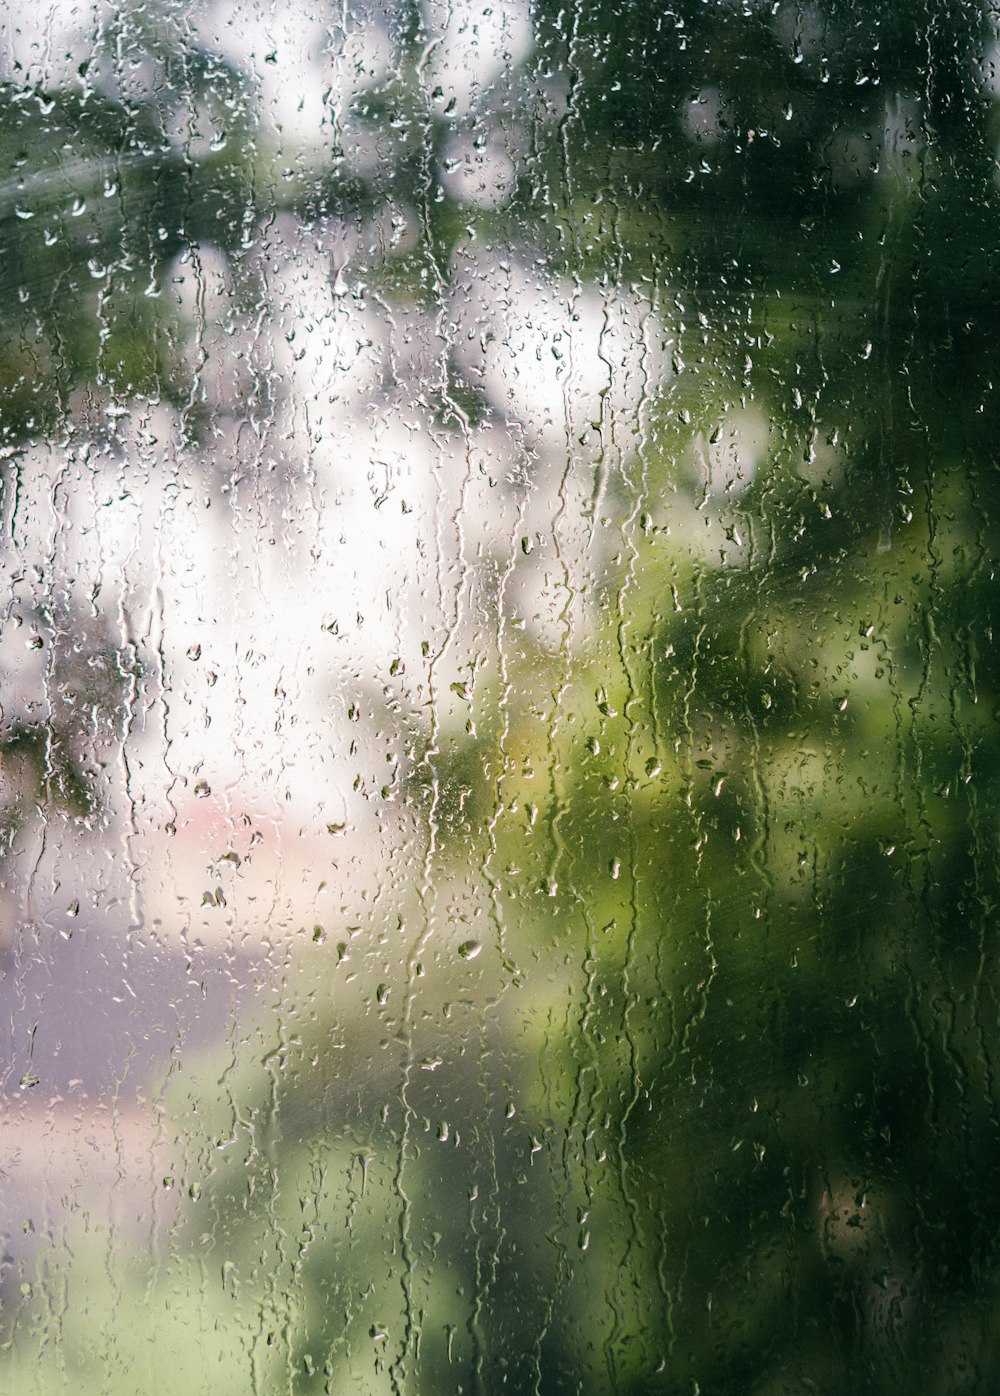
[0,0,998,1392]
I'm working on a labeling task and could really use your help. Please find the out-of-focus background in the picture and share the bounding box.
[1,0,999,1390]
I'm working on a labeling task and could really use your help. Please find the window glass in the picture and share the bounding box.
[1,1,998,1391]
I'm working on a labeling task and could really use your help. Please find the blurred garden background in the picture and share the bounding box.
[0,0,999,1390]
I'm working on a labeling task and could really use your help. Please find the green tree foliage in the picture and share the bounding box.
[2,1,999,1392]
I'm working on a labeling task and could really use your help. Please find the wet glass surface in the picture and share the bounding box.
[1,1,999,1391]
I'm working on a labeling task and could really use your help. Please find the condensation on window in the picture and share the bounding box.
[1,1,998,1392]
